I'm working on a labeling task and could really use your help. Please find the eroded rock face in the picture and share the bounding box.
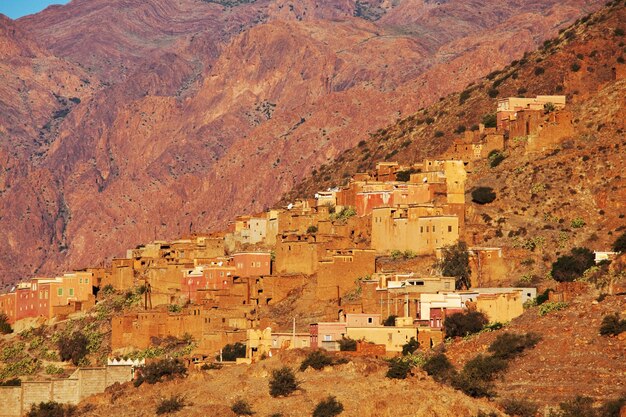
[0,0,604,285]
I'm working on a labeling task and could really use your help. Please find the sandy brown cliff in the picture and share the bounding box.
[0,0,605,285]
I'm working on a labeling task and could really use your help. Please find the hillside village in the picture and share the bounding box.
[1,93,622,376]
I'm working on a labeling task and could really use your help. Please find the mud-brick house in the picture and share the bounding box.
[345,325,417,353]
[310,322,347,351]
[476,292,524,323]
[371,206,459,255]
[0,292,16,323]
[316,249,376,299]
[496,95,566,131]
[233,252,271,277]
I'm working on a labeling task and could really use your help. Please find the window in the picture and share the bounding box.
[85,278,89,284]
[69,288,74,296]
[433,226,435,232]
[368,317,373,323]
[79,278,82,283]
[58,288,63,296]
[448,225,452,232]
[323,335,332,341]
[420,226,423,233]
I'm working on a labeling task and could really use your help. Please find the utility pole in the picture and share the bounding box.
[292,317,296,349]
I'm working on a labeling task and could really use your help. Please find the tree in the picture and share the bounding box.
[386,358,412,379]
[231,400,254,416]
[300,350,334,371]
[313,396,344,417]
[443,311,488,338]
[438,241,471,290]
[0,313,12,335]
[26,402,76,417]
[338,337,357,352]
[220,342,246,361]
[156,395,186,415]
[471,187,496,204]
[488,333,541,359]
[134,358,187,387]
[401,337,419,356]
[422,353,455,383]
[487,150,505,168]
[612,231,626,252]
[599,313,626,336]
[551,247,595,282]
[269,367,299,397]
[383,315,397,326]
[481,113,497,128]
[57,332,89,366]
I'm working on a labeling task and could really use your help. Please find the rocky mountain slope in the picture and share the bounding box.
[0,0,605,285]
[287,1,626,282]
[78,351,503,417]
[445,290,626,408]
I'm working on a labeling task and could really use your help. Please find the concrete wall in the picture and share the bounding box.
[0,366,134,417]
[0,386,22,417]
[52,378,80,404]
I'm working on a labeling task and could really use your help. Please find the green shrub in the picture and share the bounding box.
[0,313,12,334]
[444,311,488,338]
[167,304,182,313]
[313,396,344,417]
[307,225,318,234]
[300,350,334,371]
[500,398,539,417]
[598,395,626,417]
[383,315,397,326]
[401,337,419,356]
[452,354,507,398]
[570,62,581,72]
[544,102,556,112]
[0,378,21,386]
[615,28,625,37]
[101,284,115,295]
[231,399,254,416]
[612,231,626,252]
[538,302,568,316]
[488,150,505,168]
[434,130,444,138]
[599,313,626,336]
[134,358,187,387]
[557,396,596,417]
[534,67,545,76]
[459,89,472,104]
[481,113,497,128]
[488,333,541,359]
[269,367,299,397]
[551,247,595,282]
[57,332,89,366]
[487,88,499,98]
[386,358,412,379]
[437,241,471,290]
[462,354,508,381]
[26,401,76,417]
[395,168,420,182]
[338,337,357,352]
[570,217,585,228]
[452,371,495,398]
[156,394,186,415]
[471,187,496,205]
[422,353,455,383]
[454,125,466,134]
[220,342,246,361]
